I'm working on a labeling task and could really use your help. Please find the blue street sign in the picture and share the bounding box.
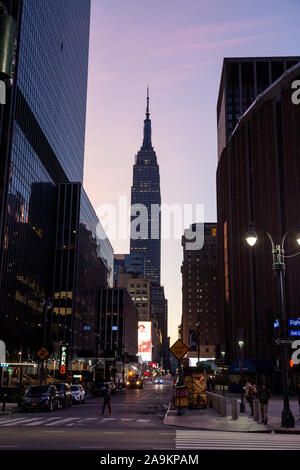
[274,318,300,328]
[289,330,300,337]
[288,319,300,327]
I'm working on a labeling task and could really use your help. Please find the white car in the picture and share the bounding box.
[70,384,86,404]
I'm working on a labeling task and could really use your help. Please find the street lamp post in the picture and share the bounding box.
[196,320,200,366]
[238,340,245,412]
[221,351,226,396]
[246,226,298,428]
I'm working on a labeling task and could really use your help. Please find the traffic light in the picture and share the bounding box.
[290,359,294,368]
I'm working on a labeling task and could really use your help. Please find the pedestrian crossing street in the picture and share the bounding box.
[0,416,153,427]
[176,430,300,450]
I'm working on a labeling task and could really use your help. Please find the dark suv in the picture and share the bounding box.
[52,383,72,408]
[21,385,59,412]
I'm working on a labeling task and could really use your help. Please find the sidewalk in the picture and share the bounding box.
[164,393,300,434]
[0,403,19,416]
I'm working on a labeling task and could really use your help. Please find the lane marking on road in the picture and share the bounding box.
[0,418,26,425]
[136,419,151,423]
[100,418,117,421]
[102,431,125,434]
[44,417,78,426]
[65,418,83,426]
[120,418,134,421]
[0,418,41,426]
[43,430,66,433]
[175,430,300,450]
[23,418,54,426]
[0,445,19,448]
[23,417,67,426]
[80,447,105,449]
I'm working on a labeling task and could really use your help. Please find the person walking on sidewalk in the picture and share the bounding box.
[101,386,112,416]
[248,383,258,417]
[245,380,252,411]
[258,384,271,425]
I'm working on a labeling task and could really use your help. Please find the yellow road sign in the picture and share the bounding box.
[37,347,49,360]
[169,339,189,360]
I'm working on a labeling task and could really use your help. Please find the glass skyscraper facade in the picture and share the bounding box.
[130,90,161,285]
[0,1,94,356]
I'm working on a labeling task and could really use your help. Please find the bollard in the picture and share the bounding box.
[220,397,227,417]
[232,398,238,420]
[207,392,227,417]
[253,399,260,422]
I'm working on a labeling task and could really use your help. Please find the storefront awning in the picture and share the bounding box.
[228,358,274,374]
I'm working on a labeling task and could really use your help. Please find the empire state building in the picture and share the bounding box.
[130,88,161,285]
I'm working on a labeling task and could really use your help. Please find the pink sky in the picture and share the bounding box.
[83,0,299,345]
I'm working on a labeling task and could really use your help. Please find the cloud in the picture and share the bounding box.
[147,32,277,59]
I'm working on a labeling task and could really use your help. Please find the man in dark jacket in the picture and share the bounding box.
[258,384,271,424]
[101,386,112,416]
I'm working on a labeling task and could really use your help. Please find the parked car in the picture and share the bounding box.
[70,384,86,404]
[92,381,116,397]
[51,383,72,408]
[21,385,59,412]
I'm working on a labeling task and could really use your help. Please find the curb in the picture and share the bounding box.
[163,414,271,433]
[163,414,300,434]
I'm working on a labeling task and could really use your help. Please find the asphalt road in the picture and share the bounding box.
[0,383,177,450]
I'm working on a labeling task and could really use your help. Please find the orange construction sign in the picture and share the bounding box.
[37,347,49,360]
[169,339,189,361]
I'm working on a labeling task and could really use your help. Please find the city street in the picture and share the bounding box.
[0,383,177,450]
[1,383,300,451]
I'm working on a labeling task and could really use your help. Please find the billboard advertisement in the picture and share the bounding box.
[138,321,152,362]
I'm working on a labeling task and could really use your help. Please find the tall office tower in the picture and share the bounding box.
[181,223,219,363]
[217,57,300,159]
[217,62,300,367]
[130,88,161,285]
[151,284,169,368]
[113,253,146,281]
[0,1,91,354]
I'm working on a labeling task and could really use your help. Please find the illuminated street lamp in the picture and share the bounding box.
[245,225,299,428]
[238,340,245,412]
[245,228,258,247]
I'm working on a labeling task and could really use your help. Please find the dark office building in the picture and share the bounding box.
[98,288,138,360]
[151,284,169,368]
[216,62,300,363]
[130,88,161,285]
[52,184,114,359]
[217,57,300,160]
[113,253,146,281]
[0,1,91,356]
[181,223,219,361]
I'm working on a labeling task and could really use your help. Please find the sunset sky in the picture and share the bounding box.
[83,0,300,345]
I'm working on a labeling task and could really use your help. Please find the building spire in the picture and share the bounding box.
[146,85,150,119]
[142,85,152,150]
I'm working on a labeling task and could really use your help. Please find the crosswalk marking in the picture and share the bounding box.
[45,417,79,426]
[0,416,154,427]
[176,430,300,450]
[0,418,39,426]
[66,418,82,426]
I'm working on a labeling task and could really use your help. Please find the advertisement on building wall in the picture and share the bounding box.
[138,321,152,362]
